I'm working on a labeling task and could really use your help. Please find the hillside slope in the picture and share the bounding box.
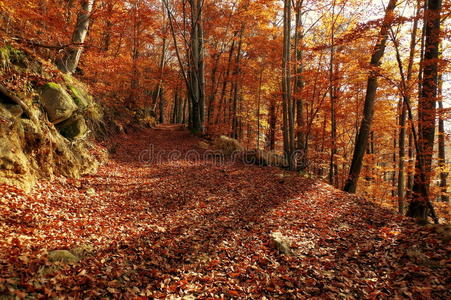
[0,126,449,299]
[0,43,115,191]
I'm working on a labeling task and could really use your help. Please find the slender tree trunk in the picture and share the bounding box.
[343,0,398,193]
[215,38,236,125]
[282,0,295,169]
[102,2,114,52]
[159,87,165,123]
[256,69,263,149]
[268,97,276,151]
[407,0,442,223]
[407,129,414,199]
[129,0,141,109]
[437,74,448,202]
[57,0,94,73]
[328,6,338,186]
[294,0,307,168]
[391,0,420,214]
[231,27,244,139]
[187,0,205,133]
[398,99,407,213]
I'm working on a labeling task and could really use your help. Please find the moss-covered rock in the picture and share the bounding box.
[0,45,109,192]
[0,45,28,69]
[8,46,28,68]
[212,135,243,156]
[63,74,93,107]
[48,250,79,264]
[68,85,89,108]
[40,82,77,124]
[57,114,88,140]
[0,47,10,70]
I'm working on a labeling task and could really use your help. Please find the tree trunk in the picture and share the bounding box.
[407,0,442,223]
[188,0,205,134]
[282,0,295,169]
[268,97,276,151]
[437,74,448,202]
[57,0,94,73]
[256,70,263,149]
[294,0,307,168]
[328,4,338,186]
[159,87,165,123]
[215,38,236,125]
[231,27,244,139]
[391,0,420,214]
[343,0,397,193]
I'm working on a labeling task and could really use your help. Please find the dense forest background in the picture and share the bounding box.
[0,0,449,221]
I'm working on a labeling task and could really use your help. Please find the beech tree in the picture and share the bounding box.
[343,0,397,193]
[57,0,94,73]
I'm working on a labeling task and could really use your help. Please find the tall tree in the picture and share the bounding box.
[390,0,420,214]
[294,0,307,168]
[188,0,205,133]
[57,0,94,73]
[407,0,442,222]
[282,0,295,169]
[343,0,398,193]
[437,74,448,202]
[164,0,205,133]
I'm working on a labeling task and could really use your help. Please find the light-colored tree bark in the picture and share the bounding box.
[57,0,94,73]
[437,74,448,202]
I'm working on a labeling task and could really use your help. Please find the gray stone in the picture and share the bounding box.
[40,82,77,124]
[57,114,88,140]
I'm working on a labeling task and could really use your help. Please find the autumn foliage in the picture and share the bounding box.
[0,0,450,297]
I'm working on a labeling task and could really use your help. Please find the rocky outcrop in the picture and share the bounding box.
[0,45,109,191]
[57,114,88,140]
[40,82,78,124]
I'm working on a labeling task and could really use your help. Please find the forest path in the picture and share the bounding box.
[0,126,449,298]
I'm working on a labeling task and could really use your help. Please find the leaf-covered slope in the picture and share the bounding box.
[0,43,111,191]
[0,126,449,299]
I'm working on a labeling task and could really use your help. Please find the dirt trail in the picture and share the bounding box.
[0,126,449,299]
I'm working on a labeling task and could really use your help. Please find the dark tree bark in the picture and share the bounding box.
[282,0,295,169]
[407,0,442,223]
[343,0,398,193]
[268,97,277,151]
[294,0,307,169]
[231,27,244,139]
[215,37,236,125]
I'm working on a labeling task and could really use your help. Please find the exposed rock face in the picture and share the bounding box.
[0,45,109,191]
[57,114,88,140]
[40,82,77,124]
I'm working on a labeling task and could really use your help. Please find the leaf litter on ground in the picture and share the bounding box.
[0,126,449,299]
